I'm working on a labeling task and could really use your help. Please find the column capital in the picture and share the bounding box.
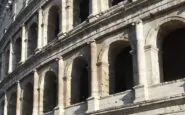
[87,39,96,44]
[136,18,143,24]
[55,56,63,61]
[33,69,38,72]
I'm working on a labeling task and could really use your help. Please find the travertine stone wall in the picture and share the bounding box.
[1,0,185,115]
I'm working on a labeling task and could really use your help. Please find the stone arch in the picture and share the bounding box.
[43,70,58,113]
[22,83,33,115]
[70,56,90,104]
[47,5,60,43]
[145,16,185,84]
[27,22,38,57]
[98,38,134,96]
[145,16,185,47]
[7,92,17,115]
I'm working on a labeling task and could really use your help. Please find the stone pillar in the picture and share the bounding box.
[135,20,146,85]
[16,81,22,115]
[57,57,65,115]
[37,8,43,50]
[135,20,148,99]
[61,0,67,33]
[3,94,7,115]
[0,54,4,80]
[21,25,27,63]
[39,71,44,115]
[87,41,100,113]
[90,0,109,15]
[32,70,39,115]
[8,41,13,73]
[61,0,73,33]
[42,11,48,46]
[145,45,161,85]
[1,52,6,79]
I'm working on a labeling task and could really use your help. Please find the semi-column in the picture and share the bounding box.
[39,70,44,115]
[61,0,73,33]
[135,20,148,99]
[136,20,146,85]
[8,41,13,73]
[1,53,5,80]
[37,8,43,50]
[57,57,65,115]
[33,70,39,115]
[21,24,27,63]
[3,94,7,115]
[16,81,22,115]
[87,41,100,112]
[90,0,109,16]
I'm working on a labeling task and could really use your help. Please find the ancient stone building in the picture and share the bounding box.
[0,0,185,115]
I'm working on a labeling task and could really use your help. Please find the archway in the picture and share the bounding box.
[47,5,60,43]
[71,57,90,104]
[5,50,10,75]
[0,101,4,115]
[14,37,22,68]
[73,0,89,26]
[27,23,38,57]
[43,71,58,113]
[7,92,17,115]
[108,41,134,94]
[22,83,33,115]
[158,21,185,82]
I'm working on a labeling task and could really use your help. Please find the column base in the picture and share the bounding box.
[57,105,65,115]
[86,96,100,113]
[133,85,145,103]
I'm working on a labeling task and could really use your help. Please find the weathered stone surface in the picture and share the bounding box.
[0,0,185,115]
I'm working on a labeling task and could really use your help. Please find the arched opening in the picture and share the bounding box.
[157,20,185,82]
[5,49,10,75]
[160,27,185,82]
[111,0,124,6]
[14,37,22,68]
[43,71,58,113]
[27,23,38,57]
[7,92,17,115]
[0,101,4,115]
[108,41,134,94]
[71,57,90,104]
[22,83,33,115]
[47,5,60,43]
[73,0,89,26]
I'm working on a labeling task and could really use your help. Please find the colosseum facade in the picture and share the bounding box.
[0,0,185,115]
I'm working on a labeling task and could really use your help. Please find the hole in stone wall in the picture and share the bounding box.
[8,92,17,115]
[22,83,33,115]
[0,101,4,115]
[108,41,133,94]
[73,0,89,26]
[14,37,21,67]
[162,28,185,82]
[71,57,90,104]
[5,49,10,75]
[111,0,124,6]
[43,71,58,113]
[27,23,38,57]
[47,6,60,43]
